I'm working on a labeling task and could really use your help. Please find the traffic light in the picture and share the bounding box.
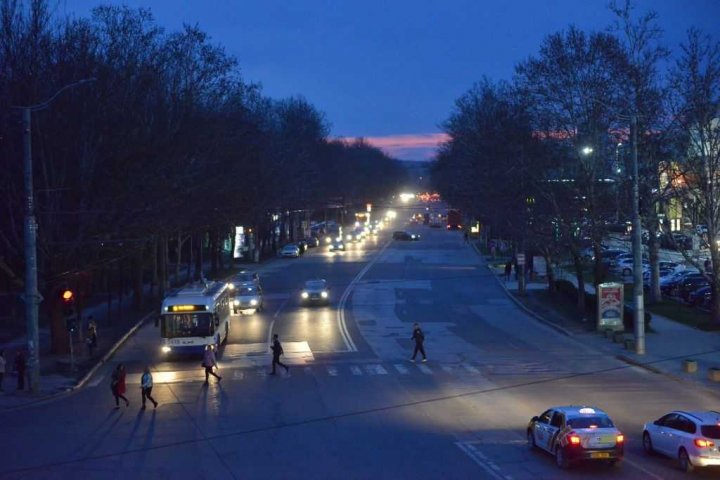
[61,289,77,332]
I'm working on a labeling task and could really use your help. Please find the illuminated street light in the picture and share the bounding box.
[582,146,594,156]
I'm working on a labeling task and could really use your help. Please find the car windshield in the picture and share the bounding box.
[701,425,720,439]
[237,287,256,295]
[305,281,326,289]
[283,245,297,251]
[567,416,614,429]
[235,273,255,283]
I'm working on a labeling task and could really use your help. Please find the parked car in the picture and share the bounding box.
[661,232,693,251]
[660,270,702,295]
[306,236,320,248]
[613,258,650,276]
[687,285,712,306]
[295,239,309,253]
[280,244,301,258]
[679,275,710,302]
[599,249,627,265]
[643,410,720,472]
[527,406,624,469]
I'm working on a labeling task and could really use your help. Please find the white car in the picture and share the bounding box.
[232,285,263,314]
[614,257,650,276]
[527,406,624,469]
[301,279,330,305]
[643,410,720,472]
[280,244,300,258]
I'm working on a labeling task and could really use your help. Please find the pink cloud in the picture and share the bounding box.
[337,133,449,161]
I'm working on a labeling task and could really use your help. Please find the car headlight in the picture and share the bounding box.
[161,346,171,353]
[321,291,328,298]
[411,234,416,239]
[301,291,309,299]
[250,299,258,306]
[346,234,352,240]
[233,299,239,305]
[228,283,235,290]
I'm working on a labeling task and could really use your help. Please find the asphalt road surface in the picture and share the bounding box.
[2,212,719,479]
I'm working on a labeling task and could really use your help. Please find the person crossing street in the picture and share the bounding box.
[410,323,427,362]
[140,366,158,410]
[202,345,222,384]
[270,334,289,375]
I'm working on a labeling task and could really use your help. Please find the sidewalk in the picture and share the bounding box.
[488,258,720,394]
[0,257,277,411]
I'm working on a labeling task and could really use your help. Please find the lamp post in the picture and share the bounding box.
[631,115,645,354]
[15,78,96,393]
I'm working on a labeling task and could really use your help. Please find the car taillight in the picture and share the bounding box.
[616,434,624,443]
[694,438,715,448]
[568,433,581,445]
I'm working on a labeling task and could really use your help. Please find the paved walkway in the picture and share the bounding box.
[488,258,720,394]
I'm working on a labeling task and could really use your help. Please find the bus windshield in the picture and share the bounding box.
[162,313,214,338]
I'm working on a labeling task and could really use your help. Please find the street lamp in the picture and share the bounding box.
[14,78,96,393]
[630,115,645,355]
[582,146,594,156]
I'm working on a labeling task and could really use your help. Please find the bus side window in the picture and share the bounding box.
[214,314,220,327]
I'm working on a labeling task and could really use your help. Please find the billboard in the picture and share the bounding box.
[597,282,624,331]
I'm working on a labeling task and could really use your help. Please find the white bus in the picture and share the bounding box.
[158,280,231,356]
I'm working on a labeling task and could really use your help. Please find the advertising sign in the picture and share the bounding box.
[233,226,245,259]
[516,253,525,266]
[597,282,624,331]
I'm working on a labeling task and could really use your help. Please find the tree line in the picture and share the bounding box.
[0,1,407,333]
[431,1,720,323]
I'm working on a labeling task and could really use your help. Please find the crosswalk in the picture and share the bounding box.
[117,360,566,386]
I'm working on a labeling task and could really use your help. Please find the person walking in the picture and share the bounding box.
[504,260,512,282]
[0,350,5,392]
[140,366,158,410]
[86,318,98,357]
[270,334,289,375]
[410,323,427,362]
[14,351,26,391]
[111,364,129,408]
[202,345,222,384]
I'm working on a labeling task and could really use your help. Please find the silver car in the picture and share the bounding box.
[280,244,300,258]
[301,279,330,305]
[643,410,720,472]
[232,285,263,314]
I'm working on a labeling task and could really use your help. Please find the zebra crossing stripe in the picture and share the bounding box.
[418,364,433,375]
[327,366,338,376]
[394,364,409,375]
[350,366,363,376]
[442,365,454,374]
[365,364,388,375]
[464,365,480,374]
[233,371,244,380]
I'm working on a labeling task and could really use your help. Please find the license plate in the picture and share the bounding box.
[590,452,610,459]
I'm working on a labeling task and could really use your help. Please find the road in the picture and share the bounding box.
[2,211,719,479]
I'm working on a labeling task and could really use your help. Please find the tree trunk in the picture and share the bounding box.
[543,251,556,292]
[573,253,586,311]
[648,225,661,304]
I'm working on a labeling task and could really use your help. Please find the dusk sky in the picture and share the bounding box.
[65,0,719,161]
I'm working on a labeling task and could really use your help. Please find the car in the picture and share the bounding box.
[329,239,345,251]
[393,231,420,241]
[306,236,320,248]
[280,244,301,258]
[679,275,710,301]
[614,257,650,276]
[301,279,330,305]
[232,285,263,314]
[527,406,624,469]
[661,270,703,295]
[661,232,693,251]
[643,410,720,472]
[295,239,309,253]
[228,270,260,289]
[687,285,712,306]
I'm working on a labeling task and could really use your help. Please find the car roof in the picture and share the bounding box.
[304,279,326,287]
[282,244,298,249]
[550,406,609,418]
[674,410,720,424]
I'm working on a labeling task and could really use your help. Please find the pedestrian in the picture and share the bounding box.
[410,323,427,362]
[111,364,129,408]
[0,350,5,392]
[14,351,26,391]
[504,260,512,282]
[140,366,158,410]
[270,334,289,375]
[202,345,222,384]
[86,318,98,357]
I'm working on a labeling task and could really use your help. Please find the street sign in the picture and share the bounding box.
[516,254,525,265]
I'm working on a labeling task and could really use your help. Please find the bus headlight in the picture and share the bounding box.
[301,291,309,299]
[161,346,171,354]
[250,299,258,306]
[233,299,239,306]
[321,291,328,298]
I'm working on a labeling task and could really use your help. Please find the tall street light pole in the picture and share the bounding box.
[15,78,96,393]
[631,115,645,355]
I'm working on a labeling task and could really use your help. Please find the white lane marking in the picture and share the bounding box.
[87,374,105,388]
[364,364,388,375]
[233,371,244,380]
[394,364,409,375]
[621,457,665,480]
[327,366,338,376]
[455,442,508,480]
[337,238,393,352]
[464,364,480,374]
[418,364,433,375]
[350,366,363,376]
[256,369,267,378]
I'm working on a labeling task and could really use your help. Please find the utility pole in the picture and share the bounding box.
[631,115,646,354]
[16,78,96,393]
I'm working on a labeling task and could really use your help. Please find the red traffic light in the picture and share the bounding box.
[61,290,74,302]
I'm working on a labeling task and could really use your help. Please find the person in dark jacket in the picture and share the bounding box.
[270,334,289,375]
[14,351,26,391]
[202,345,222,384]
[410,323,427,362]
[140,366,158,410]
[504,260,512,282]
